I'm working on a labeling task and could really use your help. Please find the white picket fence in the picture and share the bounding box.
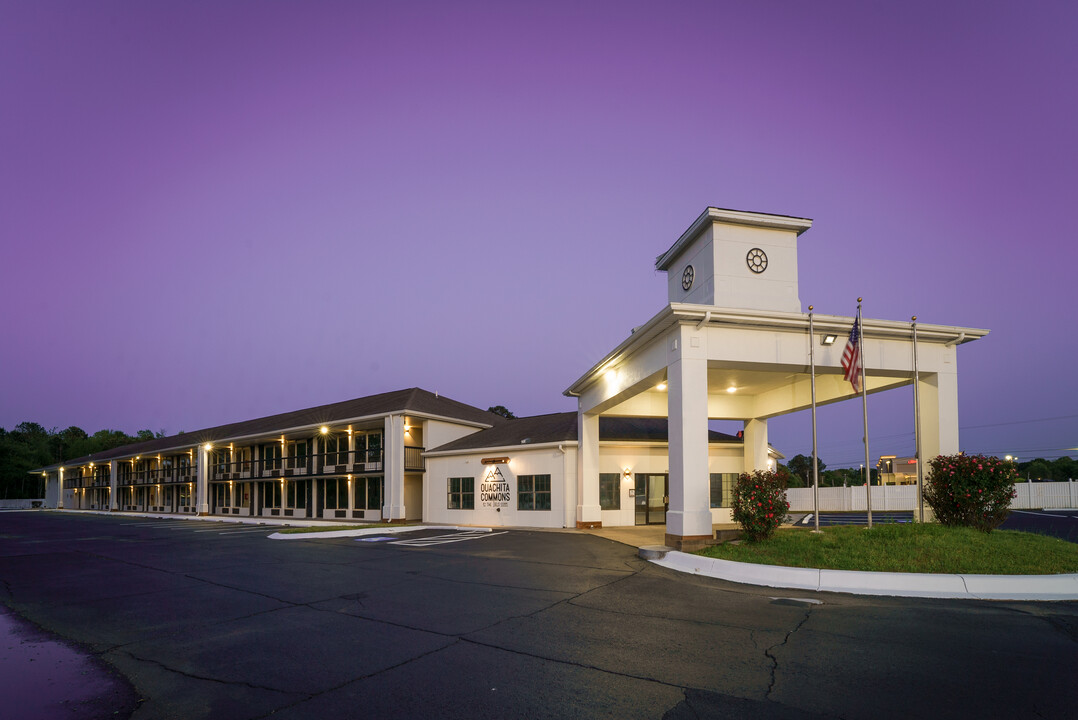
[786,481,1078,512]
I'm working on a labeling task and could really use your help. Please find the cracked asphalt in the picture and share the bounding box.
[1,512,1077,719]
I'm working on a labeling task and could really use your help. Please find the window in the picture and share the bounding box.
[287,480,307,508]
[323,435,348,466]
[118,463,132,483]
[213,484,229,509]
[599,473,621,510]
[214,451,230,476]
[710,473,738,508]
[261,444,282,471]
[178,455,191,477]
[364,476,383,510]
[362,432,383,463]
[518,474,551,511]
[287,440,309,470]
[178,484,191,507]
[263,481,282,508]
[447,477,474,510]
[238,447,252,473]
[323,478,348,509]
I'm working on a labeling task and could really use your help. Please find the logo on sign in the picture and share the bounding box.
[481,466,511,508]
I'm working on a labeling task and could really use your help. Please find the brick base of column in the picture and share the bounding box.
[576,520,602,529]
[665,533,714,552]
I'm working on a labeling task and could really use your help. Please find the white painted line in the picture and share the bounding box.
[268,525,493,540]
[390,531,508,547]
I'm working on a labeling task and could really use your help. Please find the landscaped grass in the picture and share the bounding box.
[696,524,1078,575]
[276,523,406,534]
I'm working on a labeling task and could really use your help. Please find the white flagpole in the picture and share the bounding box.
[809,306,820,533]
[912,315,924,523]
[858,299,872,528]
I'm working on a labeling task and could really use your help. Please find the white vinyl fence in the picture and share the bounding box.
[786,480,1078,512]
[0,499,45,509]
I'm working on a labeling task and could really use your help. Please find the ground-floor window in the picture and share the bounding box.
[262,481,282,509]
[447,477,474,509]
[213,484,229,509]
[599,473,621,510]
[324,478,348,509]
[518,474,551,511]
[710,473,738,508]
[287,480,307,508]
[353,476,382,510]
[178,485,192,507]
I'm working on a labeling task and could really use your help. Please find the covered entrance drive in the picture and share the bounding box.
[565,208,987,550]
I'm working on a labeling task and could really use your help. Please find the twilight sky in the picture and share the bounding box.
[2,1,1076,469]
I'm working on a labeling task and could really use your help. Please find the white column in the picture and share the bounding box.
[576,412,601,528]
[916,371,960,461]
[743,419,769,471]
[109,461,118,510]
[57,467,64,509]
[666,337,712,546]
[197,445,210,515]
[384,415,406,521]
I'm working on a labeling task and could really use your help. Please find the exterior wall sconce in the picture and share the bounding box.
[622,468,632,480]
[481,457,510,465]
[822,334,837,345]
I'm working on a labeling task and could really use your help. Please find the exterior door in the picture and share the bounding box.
[634,474,668,525]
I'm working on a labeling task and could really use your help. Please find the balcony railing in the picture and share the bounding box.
[404,446,424,472]
[208,450,387,481]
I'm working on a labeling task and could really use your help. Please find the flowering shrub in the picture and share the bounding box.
[732,469,791,542]
[924,454,1017,532]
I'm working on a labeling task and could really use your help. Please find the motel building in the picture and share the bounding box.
[36,208,987,549]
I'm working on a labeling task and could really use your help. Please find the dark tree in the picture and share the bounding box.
[487,405,516,419]
[787,454,826,487]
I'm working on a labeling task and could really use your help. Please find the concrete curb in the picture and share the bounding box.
[268,526,491,540]
[649,550,1078,601]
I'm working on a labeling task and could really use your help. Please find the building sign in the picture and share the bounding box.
[480,466,511,508]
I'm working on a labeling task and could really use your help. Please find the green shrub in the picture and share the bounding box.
[732,469,791,542]
[924,454,1017,532]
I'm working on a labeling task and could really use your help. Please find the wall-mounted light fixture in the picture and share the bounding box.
[622,467,632,480]
[481,457,510,465]
[320,426,329,435]
[726,386,737,393]
[822,334,837,345]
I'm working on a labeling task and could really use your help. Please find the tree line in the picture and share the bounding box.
[0,422,165,499]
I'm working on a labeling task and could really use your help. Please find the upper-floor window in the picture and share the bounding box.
[238,447,252,473]
[286,440,309,470]
[261,444,282,471]
[323,435,348,466]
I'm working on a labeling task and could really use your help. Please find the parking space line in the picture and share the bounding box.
[390,530,507,547]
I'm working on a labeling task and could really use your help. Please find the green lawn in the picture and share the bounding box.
[275,523,407,534]
[696,524,1078,575]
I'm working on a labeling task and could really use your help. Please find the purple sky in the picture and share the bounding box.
[2,1,1076,469]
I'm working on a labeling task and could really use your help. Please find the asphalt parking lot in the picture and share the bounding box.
[1,511,1077,719]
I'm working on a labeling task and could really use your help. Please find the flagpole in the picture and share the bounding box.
[858,299,872,528]
[809,305,820,533]
[912,315,924,523]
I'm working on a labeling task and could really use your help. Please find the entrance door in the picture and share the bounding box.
[634,474,668,525]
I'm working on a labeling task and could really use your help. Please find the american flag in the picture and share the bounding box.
[841,318,862,392]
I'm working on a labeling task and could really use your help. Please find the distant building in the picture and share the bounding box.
[877,455,919,485]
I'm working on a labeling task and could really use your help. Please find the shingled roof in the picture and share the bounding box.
[427,412,743,453]
[34,388,506,472]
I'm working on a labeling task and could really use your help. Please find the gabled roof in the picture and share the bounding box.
[34,388,506,472]
[426,412,743,454]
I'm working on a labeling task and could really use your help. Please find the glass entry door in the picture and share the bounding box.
[635,474,668,525]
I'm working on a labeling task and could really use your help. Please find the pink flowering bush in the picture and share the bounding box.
[732,469,791,542]
[924,454,1017,532]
